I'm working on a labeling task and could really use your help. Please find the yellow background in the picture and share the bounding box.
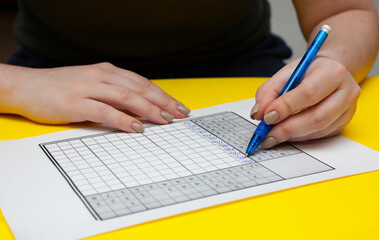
[1,77,379,239]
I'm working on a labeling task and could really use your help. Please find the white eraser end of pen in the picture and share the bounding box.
[322,25,332,34]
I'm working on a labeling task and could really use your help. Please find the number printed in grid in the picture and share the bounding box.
[40,112,333,220]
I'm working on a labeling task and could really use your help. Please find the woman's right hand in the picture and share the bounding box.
[0,62,190,132]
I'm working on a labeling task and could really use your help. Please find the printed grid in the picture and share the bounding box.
[41,112,332,220]
[191,112,301,162]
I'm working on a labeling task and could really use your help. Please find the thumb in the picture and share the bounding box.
[251,59,300,120]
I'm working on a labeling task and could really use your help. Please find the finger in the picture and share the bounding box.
[261,86,356,147]
[288,104,357,142]
[76,99,145,133]
[88,84,175,124]
[262,67,343,125]
[97,63,190,118]
[115,78,190,118]
[251,59,300,120]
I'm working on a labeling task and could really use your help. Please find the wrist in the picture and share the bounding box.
[0,64,34,114]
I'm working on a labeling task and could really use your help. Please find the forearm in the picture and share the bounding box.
[308,10,379,82]
[293,0,379,83]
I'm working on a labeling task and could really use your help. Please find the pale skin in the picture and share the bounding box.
[0,0,378,146]
[251,0,379,149]
[0,63,191,133]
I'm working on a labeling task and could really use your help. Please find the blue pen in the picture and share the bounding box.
[245,24,331,156]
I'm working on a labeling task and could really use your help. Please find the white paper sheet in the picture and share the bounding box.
[1,99,379,240]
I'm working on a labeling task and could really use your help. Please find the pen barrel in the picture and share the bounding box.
[246,26,329,155]
[278,29,329,97]
[255,120,272,138]
[246,120,273,155]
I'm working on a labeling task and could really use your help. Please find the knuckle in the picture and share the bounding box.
[161,95,172,109]
[317,57,332,69]
[333,61,348,77]
[256,84,265,95]
[279,124,293,141]
[115,114,128,128]
[302,82,318,104]
[344,82,361,106]
[124,69,145,79]
[137,79,153,94]
[312,113,329,131]
[97,62,115,70]
[86,66,107,78]
[147,103,159,116]
[119,88,132,101]
[255,82,271,99]
[279,94,294,115]
[352,84,361,100]
[96,104,110,121]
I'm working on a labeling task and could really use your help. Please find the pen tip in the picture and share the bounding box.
[245,153,249,157]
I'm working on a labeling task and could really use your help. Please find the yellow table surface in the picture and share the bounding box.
[1,77,379,240]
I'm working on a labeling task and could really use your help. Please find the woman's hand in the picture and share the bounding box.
[2,62,190,132]
[250,57,361,149]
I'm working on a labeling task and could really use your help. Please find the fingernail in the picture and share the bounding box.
[250,103,260,119]
[176,100,185,106]
[131,122,144,133]
[261,136,277,149]
[177,104,191,115]
[161,111,174,123]
[264,111,279,125]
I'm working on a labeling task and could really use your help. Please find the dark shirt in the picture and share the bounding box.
[14,0,270,69]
